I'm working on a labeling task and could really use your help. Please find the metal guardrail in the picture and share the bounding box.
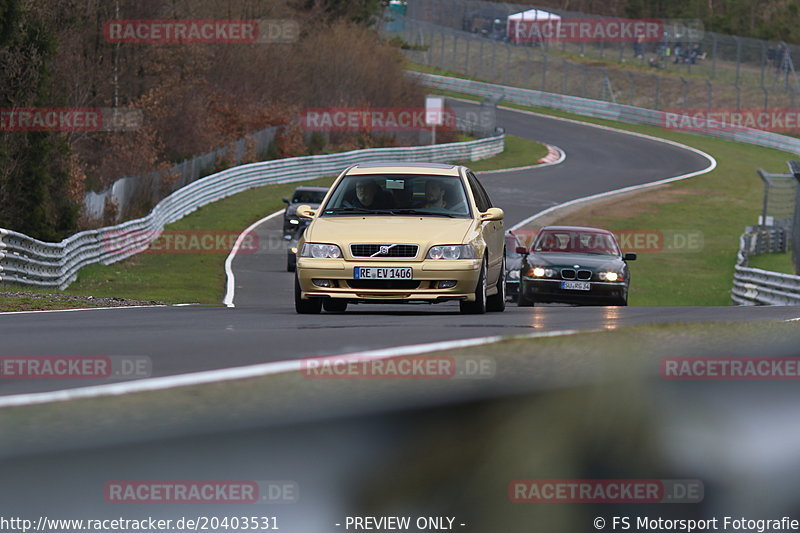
[0,135,504,289]
[411,71,800,155]
[409,71,800,305]
[732,231,800,305]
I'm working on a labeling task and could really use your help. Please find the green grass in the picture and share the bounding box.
[748,251,798,275]
[0,135,547,309]
[461,134,549,170]
[410,62,799,305]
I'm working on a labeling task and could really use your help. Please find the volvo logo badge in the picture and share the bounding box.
[380,245,390,255]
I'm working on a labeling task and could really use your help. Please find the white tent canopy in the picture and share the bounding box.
[507,8,561,21]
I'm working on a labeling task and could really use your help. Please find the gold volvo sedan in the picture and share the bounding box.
[293,162,506,314]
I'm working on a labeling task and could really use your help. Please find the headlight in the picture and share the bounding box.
[525,267,555,278]
[599,271,621,281]
[289,219,300,225]
[426,245,477,260]
[300,243,342,258]
[507,270,520,280]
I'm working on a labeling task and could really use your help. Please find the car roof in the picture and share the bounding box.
[344,161,462,176]
[540,225,615,235]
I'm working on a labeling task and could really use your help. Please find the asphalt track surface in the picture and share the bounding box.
[1,101,798,399]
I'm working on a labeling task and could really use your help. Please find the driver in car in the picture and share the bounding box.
[421,180,448,209]
[345,179,392,209]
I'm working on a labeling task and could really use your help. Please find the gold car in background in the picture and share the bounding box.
[293,162,506,314]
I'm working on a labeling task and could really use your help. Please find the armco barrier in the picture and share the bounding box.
[410,72,800,155]
[732,232,800,305]
[0,135,503,289]
[410,72,800,306]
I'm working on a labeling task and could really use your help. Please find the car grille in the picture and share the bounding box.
[347,280,420,290]
[350,244,419,258]
[577,270,592,281]
[560,269,576,280]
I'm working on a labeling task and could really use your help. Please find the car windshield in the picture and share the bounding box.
[533,230,620,255]
[292,190,327,204]
[321,175,471,217]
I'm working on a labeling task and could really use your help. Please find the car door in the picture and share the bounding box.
[467,172,504,283]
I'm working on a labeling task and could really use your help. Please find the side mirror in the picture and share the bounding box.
[282,197,290,205]
[296,204,316,219]
[480,207,504,222]
[515,246,529,255]
[623,253,637,261]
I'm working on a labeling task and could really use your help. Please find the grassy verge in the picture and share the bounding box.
[748,252,798,275]
[412,62,798,305]
[0,135,547,310]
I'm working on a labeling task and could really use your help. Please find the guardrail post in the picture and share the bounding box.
[788,160,800,275]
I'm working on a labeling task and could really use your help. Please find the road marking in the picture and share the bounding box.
[223,209,285,308]
[491,107,717,231]
[478,144,566,174]
[443,95,716,231]
[0,329,588,407]
[0,305,166,316]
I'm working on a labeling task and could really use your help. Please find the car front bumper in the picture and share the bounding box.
[520,278,627,304]
[297,258,482,303]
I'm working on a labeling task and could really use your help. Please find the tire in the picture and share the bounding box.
[323,299,348,313]
[295,273,321,314]
[486,255,506,312]
[460,259,487,314]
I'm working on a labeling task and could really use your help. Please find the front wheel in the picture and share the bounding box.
[460,260,487,314]
[486,256,506,312]
[295,273,321,314]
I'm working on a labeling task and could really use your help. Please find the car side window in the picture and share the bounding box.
[467,172,491,212]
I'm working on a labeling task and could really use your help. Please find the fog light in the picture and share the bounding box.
[313,279,332,287]
[438,280,457,289]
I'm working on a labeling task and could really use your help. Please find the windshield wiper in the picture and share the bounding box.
[387,208,458,218]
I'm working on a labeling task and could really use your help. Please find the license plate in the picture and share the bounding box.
[561,281,591,291]
[354,267,413,280]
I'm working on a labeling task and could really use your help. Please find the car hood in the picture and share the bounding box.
[306,216,475,249]
[529,252,624,270]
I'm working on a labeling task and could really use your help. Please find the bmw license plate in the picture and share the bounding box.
[354,267,413,280]
[561,281,590,291]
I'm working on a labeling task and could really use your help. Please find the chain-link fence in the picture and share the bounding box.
[386,0,800,111]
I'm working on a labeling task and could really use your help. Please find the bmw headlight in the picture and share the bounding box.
[507,270,520,280]
[526,267,555,278]
[300,243,342,258]
[599,271,621,281]
[426,245,477,260]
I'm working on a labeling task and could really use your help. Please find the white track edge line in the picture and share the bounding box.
[0,328,587,407]
[0,304,167,316]
[223,209,285,308]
